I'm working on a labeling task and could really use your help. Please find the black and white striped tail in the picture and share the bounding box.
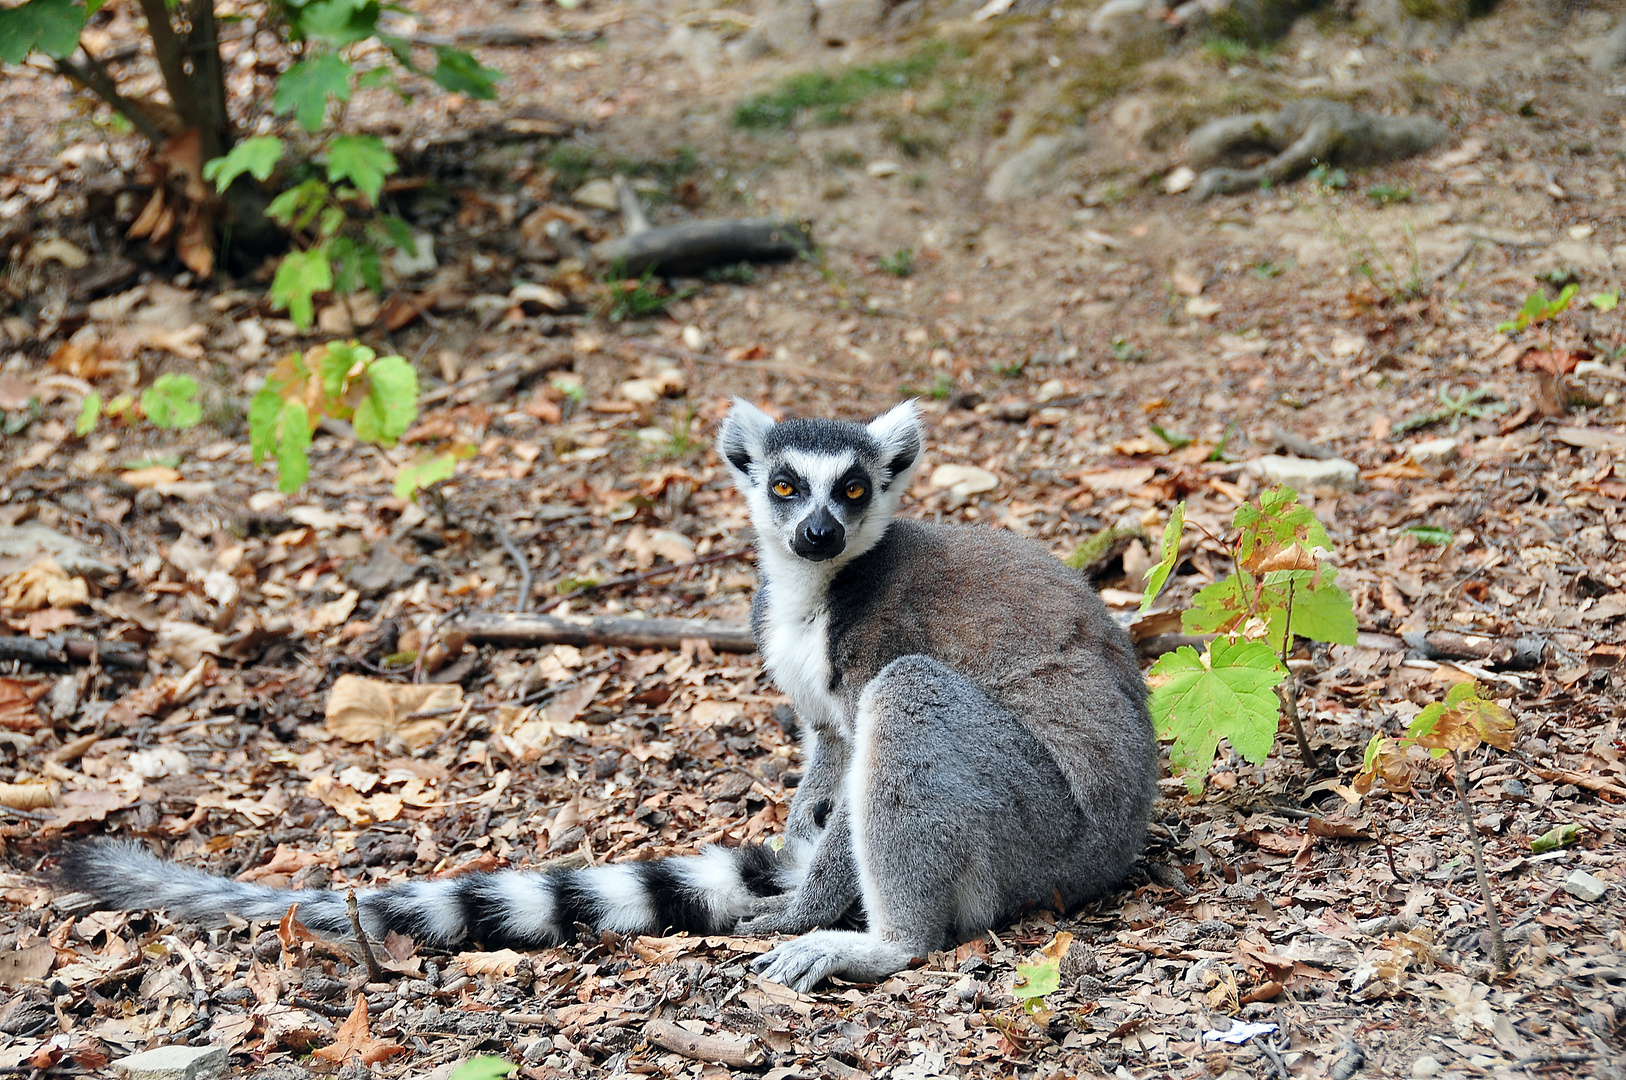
[59,839,790,949]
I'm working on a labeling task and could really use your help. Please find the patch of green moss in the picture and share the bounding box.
[734,41,950,130]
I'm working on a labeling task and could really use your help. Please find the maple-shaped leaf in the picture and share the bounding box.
[351,353,418,446]
[324,134,397,204]
[273,52,354,132]
[270,247,333,329]
[1183,570,1355,652]
[1148,638,1285,794]
[1014,931,1073,1013]
[1406,681,1514,754]
[1235,487,1332,571]
[312,997,405,1067]
[0,0,86,65]
[1139,501,1184,614]
[203,136,284,193]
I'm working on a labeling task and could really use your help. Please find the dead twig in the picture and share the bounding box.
[346,888,386,984]
[533,547,753,614]
[1449,750,1510,973]
[458,612,755,653]
[0,635,146,669]
[488,518,533,613]
[643,1018,767,1069]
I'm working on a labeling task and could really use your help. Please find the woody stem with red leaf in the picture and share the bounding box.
[1449,748,1510,973]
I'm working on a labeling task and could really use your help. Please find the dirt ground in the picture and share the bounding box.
[1,0,1624,1078]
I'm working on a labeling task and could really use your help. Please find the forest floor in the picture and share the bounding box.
[1,0,1624,1078]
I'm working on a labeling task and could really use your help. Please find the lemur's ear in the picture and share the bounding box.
[717,398,775,482]
[867,401,923,490]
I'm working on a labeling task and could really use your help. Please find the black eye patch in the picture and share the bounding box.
[834,470,873,505]
[769,470,804,499]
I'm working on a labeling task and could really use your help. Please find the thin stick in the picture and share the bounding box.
[54,54,167,147]
[534,547,753,614]
[346,888,386,983]
[1278,577,1319,771]
[488,518,533,613]
[1449,749,1509,973]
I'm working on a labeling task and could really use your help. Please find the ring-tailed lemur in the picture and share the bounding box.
[58,400,1156,992]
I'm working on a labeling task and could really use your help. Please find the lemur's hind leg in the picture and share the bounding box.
[753,655,1087,991]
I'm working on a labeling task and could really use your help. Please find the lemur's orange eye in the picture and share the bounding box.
[772,481,795,498]
[845,482,867,500]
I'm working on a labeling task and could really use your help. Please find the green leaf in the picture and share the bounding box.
[248,387,283,464]
[352,354,418,446]
[372,214,416,252]
[140,373,202,430]
[1148,638,1286,794]
[318,339,369,400]
[0,0,87,65]
[448,1057,516,1080]
[202,136,284,192]
[1139,501,1184,614]
[270,247,333,329]
[1273,572,1356,646]
[329,236,383,295]
[1402,524,1453,546]
[1530,823,1581,854]
[394,448,462,500]
[276,399,312,493]
[1591,291,1620,313]
[75,391,99,436]
[295,0,380,46]
[1184,571,1355,652]
[325,134,396,204]
[266,178,330,231]
[1234,487,1331,567]
[430,46,502,98]
[273,52,354,132]
[1012,931,1072,1014]
[1149,422,1192,449]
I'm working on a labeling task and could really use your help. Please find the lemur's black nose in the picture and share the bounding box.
[793,509,845,560]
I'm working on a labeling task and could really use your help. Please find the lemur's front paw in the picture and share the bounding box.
[734,896,806,937]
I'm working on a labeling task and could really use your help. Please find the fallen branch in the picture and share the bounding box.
[418,353,572,407]
[458,613,755,653]
[595,218,814,279]
[0,636,147,669]
[643,1018,767,1069]
[534,548,754,614]
[346,889,386,984]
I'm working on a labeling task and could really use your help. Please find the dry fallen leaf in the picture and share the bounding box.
[311,997,405,1067]
[0,679,47,732]
[325,675,461,750]
[0,782,57,809]
[456,948,527,977]
[0,557,89,612]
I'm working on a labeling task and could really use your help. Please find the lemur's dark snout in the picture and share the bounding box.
[793,509,845,561]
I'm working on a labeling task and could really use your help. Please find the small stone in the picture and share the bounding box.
[1406,437,1460,466]
[1569,224,1595,240]
[1245,454,1360,493]
[1500,778,1527,799]
[572,178,620,211]
[929,464,999,498]
[1411,1055,1442,1078]
[1035,379,1066,402]
[510,283,567,313]
[619,368,685,404]
[1564,869,1609,902]
[866,160,901,178]
[113,1045,228,1080]
[1164,166,1196,194]
[1185,296,1222,318]
[984,134,1083,203]
[389,234,436,277]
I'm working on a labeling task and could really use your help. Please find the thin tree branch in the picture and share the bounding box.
[54,54,167,148]
[1449,749,1510,973]
[345,888,386,983]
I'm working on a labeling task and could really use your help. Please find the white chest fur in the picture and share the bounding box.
[759,587,844,731]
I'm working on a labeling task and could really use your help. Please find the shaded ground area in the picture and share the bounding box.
[1,0,1624,1078]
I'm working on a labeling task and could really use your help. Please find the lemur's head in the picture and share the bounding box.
[718,400,922,567]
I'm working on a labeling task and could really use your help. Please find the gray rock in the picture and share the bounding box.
[344,540,419,598]
[389,234,436,277]
[816,0,887,44]
[1590,19,1626,71]
[984,133,1086,203]
[1245,454,1360,493]
[0,523,119,579]
[1089,0,1162,35]
[726,28,775,62]
[1406,437,1459,466]
[1564,869,1609,903]
[757,0,817,53]
[113,1045,228,1080]
[1411,1056,1442,1079]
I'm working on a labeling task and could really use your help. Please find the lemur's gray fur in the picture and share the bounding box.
[58,400,1155,992]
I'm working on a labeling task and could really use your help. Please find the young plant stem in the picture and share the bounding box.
[1449,748,1510,973]
[1277,577,1319,771]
